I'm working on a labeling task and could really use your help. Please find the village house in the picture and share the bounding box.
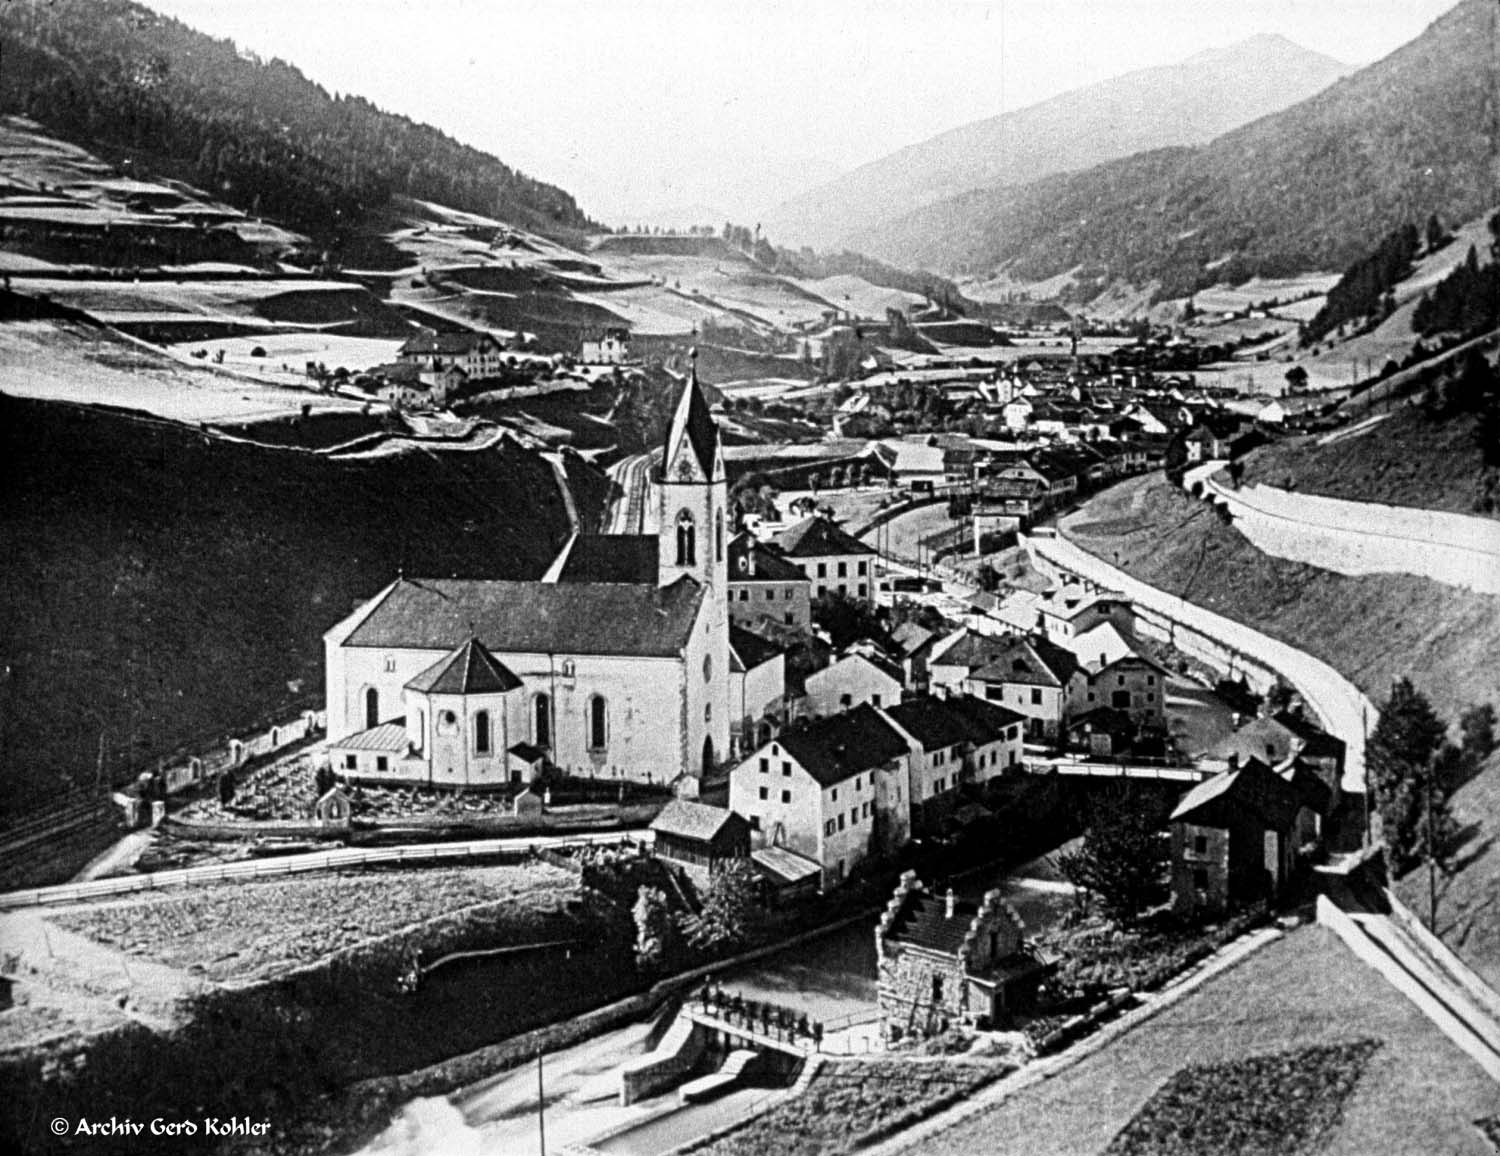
[774,515,879,600]
[1169,757,1304,915]
[1079,652,1170,727]
[1037,585,1135,644]
[1210,711,1346,792]
[803,649,904,715]
[323,366,732,789]
[728,705,911,889]
[581,328,631,364]
[726,532,812,629]
[649,799,751,882]
[926,629,1015,696]
[397,329,506,378]
[882,695,1026,814]
[876,872,1057,1041]
[963,635,1087,741]
[889,621,939,693]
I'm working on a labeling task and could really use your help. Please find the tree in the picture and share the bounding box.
[680,860,761,953]
[1264,678,1298,717]
[218,769,236,807]
[1284,365,1309,392]
[812,590,890,650]
[632,885,675,971]
[1058,787,1169,926]
[1367,678,1448,875]
[1459,703,1496,766]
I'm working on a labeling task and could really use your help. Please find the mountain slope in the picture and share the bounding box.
[852,0,1498,300]
[0,0,593,250]
[765,34,1347,250]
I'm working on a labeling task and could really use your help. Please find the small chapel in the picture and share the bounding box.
[323,363,734,791]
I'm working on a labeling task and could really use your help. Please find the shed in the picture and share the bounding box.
[650,800,751,873]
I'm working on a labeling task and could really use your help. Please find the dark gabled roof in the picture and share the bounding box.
[344,577,704,658]
[509,741,547,763]
[728,533,806,582]
[730,624,784,672]
[1272,711,1346,761]
[399,330,497,356]
[554,534,659,584]
[932,631,1015,671]
[890,621,936,659]
[884,693,1022,752]
[663,366,720,477]
[1170,757,1301,830]
[886,891,981,954]
[650,799,747,842]
[775,704,910,787]
[970,636,1079,688]
[406,637,523,695]
[1289,761,1334,816]
[1067,706,1136,736]
[776,515,877,559]
[943,693,1027,737]
[885,697,974,752]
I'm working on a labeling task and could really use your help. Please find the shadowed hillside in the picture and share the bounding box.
[0,393,604,817]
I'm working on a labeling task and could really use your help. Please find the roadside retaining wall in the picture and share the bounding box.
[1202,472,1500,595]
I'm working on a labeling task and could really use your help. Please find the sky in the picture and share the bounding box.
[142,0,1460,227]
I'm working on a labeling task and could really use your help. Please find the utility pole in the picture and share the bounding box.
[536,1048,546,1156]
[1426,763,1437,935]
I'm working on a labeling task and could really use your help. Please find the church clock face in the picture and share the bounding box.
[676,459,695,482]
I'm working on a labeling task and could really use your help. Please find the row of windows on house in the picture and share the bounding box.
[823,802,873,836]
[808,560,868,579]
[733,587,801,602]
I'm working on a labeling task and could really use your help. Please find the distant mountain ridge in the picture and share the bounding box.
[764,33,1348,250]
[850,0,1498,302]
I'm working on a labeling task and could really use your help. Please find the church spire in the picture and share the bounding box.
[662,348,720,482]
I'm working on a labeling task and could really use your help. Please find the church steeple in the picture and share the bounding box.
[658,350,726,592]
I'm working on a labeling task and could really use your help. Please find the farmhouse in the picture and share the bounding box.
[883,694,1026,813]
[324,367,732,789]
[803,649,904,715]
[1169,757,1303,915]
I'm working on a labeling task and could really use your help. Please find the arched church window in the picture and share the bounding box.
[534,693,551,749]
[365,687,380,730]
[474,710,491,755]
[675,510,696,566]
[703,654,713,683]
[715,511,724,562]
[588,695,607,750]
[561,658,576,679]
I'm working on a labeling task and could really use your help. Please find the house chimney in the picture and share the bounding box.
[945,888,956,918]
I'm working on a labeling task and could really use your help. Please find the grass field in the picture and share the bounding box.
[49,861,577,983]
[0,318,366,423]
[1105,1040,1380,1156]
[913,925,1498,1156]
[693,1059,1013,1156]
[1243,406,1497,519]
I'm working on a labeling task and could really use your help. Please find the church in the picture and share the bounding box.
[322,367,733,791]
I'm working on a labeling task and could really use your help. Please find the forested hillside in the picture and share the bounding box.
[853,0,1497,301]
[0,0,594,247]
